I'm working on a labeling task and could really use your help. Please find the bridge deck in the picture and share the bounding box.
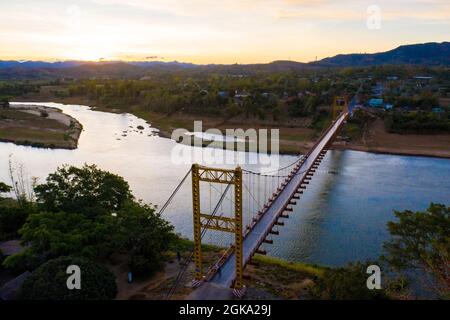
[208,111,349,289]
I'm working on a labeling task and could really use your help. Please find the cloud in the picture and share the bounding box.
[271,0,450,22]
[1,0,449,63]
[90,0,450,23]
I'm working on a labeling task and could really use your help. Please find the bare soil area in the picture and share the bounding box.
[340,119,450,158]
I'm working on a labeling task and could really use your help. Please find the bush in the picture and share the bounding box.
[385,111,450,134]
[0,202,34,240]
[39,110,49,118]
[19,256,117,300]
[0,249,4,267]
[2,248,45,275]
[383,203,450,298]
[118,201,175,277]
[307,262,388,300]
[16,211,118,261]
[129,250,162,278]
[1,98,9,108]
[0,182,12,194]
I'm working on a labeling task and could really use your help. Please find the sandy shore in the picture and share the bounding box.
[10,104,75,127]
[0,103,82,149]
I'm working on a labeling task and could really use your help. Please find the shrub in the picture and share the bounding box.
[0,249,4,267]
[19,256,117,300]
[118,201,175,277]
[39,110,49,118]
[1,98,9,108]
[385,111,450,134]
[0,201,34,240]
[383,203,450,298]
[16,211,118,261]
[129,249,162,278]
[307,261,388,300]
[0,182,12,194]
[2,248,45,275]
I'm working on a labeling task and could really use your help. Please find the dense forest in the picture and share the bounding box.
[1,65,449,133]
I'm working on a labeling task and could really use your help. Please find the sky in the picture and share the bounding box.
[0,0,449,64]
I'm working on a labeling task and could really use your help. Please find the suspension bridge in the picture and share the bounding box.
[161,97,352,300]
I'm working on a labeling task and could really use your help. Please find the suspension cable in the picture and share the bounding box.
[242,155,306,176]
[158,168,192,215]
[242,180,262,211]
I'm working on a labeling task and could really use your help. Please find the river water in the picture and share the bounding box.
[1,102,449,268]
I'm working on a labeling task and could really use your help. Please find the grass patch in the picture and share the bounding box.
[279,130,314,142]
[0,127,64,141]
[0,127,70,148]
[252,255,327,277]
[0,107,79,149]
[0,109,67,130]
[0,109,36,120]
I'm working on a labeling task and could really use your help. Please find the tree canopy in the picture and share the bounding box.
[19,256,117,300]
[307,262,388,300]
[34,164,133,217]
[382,203,450,298]
[2,163,178,289]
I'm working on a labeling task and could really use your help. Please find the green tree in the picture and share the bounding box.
[0,182,12,195]
[307,262,388,300]
[19,256,117,300]
[0,202,35,241]
[382,203,450,298]
[34,164,133,217]
[116,201,175,277]
[16,211,118,259]
[4,165,176,279]
[4,199,175,278]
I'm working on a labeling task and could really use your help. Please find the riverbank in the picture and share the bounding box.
[11,96,316,155]
[0,104,82,149]
[339,119,450,159]
[10,96,450,158]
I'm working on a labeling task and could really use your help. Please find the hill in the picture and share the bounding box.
[314,42,450,67]
[0,42,448,80]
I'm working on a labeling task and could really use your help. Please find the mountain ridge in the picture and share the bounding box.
[0,42,448,79]
[313,42,450,67]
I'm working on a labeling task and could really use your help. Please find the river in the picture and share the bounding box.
[1,102,449,268]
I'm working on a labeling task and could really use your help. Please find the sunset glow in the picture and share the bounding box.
[0,0,449,63]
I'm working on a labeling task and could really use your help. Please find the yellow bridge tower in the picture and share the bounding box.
[191,164,244,290]
[332,96,348,120]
